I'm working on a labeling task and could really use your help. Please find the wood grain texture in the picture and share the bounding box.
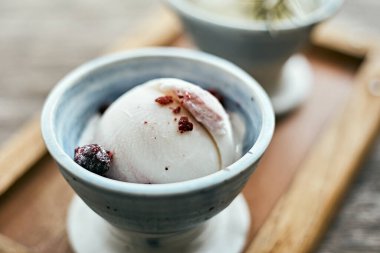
[0,234,32,253]
[312,22,369,58]
[312,0,380,58]
[0,156,74,253]
[107,6,182,53]
[246,55,380,253]
[317,134,380,253]
[0,1,172,198]
[0,115,46,196]
[0,0,160,144]
[242,47,358,246]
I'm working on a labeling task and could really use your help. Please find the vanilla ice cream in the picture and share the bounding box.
[79,78,238,184]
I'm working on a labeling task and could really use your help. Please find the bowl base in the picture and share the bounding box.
[270,54,313,115]
[67,194,250,253]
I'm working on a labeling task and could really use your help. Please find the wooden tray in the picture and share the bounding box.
[1,7,380,253]
[173,36,359,242]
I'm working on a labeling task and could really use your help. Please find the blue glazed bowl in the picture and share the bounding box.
[167,0,343,93]
[41,48,274,234]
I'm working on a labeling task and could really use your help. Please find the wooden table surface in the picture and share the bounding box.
[0,1,379,252]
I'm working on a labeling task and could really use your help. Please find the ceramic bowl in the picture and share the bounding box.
[41,47,274,235]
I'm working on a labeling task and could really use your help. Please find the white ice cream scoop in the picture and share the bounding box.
[93,78,235,184]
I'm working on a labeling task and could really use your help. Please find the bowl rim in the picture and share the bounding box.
[41,47,275,197]
[166,0,344,32]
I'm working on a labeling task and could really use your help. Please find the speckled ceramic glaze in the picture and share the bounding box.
[167,0,343,113]
[41,48,274,250]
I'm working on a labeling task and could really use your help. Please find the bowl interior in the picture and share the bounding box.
[53,53,262,174]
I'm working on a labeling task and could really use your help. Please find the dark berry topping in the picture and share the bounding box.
[207,88,224,107]
[155,96,173,105]
[178,116,193,133]
[74,144,113,175]
[172,106,181,114]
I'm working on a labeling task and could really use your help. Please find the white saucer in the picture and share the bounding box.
[270,55,313,115]
[67,194,250,253]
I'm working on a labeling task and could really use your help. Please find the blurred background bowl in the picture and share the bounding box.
[167,0,343,99]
